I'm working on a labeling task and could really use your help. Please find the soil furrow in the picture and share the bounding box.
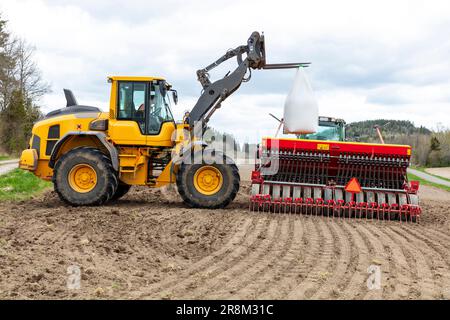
[389,226,450,299]
[286,217,335,299]
[364,223,414,299]
[139,215,263,299]
[277,216,322,299]
[312,219,354,299]
[384,226,437,299]
[352,222,385,300]
[211,214,294,299]
[339,221,370,299]
[188,216,281,299]
[255,217,306,299]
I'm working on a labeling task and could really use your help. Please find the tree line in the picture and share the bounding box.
[347,120,450,167]
[0,13,49,156]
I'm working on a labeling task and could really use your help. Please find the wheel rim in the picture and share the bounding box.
[193,165,223,195]
[68,164,97,193]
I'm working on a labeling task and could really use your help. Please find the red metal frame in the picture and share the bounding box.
[249,191,421,222]
[251,138,420,222]
[263,137,411,156]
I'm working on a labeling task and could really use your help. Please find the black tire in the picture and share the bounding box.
[53,147,118,206]
[176,155,240,209]
[111,183,132,201]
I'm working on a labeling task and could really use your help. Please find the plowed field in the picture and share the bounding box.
[0,182,449,299]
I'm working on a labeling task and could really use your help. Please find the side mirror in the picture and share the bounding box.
[172,90,178,105]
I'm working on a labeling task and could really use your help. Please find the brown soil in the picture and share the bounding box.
[0,184,449,300]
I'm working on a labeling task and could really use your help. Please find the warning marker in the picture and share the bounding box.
[345,177,362,194]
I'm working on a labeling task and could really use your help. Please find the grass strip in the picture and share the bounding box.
[0,169,52,201]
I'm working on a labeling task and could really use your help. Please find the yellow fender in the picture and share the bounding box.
[48,131,119,171]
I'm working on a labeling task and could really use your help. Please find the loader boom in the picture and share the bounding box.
[188,31,309,127]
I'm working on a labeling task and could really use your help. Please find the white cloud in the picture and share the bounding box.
[1,0,450,141]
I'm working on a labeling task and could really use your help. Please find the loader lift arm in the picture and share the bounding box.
[188,31,310,127]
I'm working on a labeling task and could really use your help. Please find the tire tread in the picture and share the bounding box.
[53,147,118,206]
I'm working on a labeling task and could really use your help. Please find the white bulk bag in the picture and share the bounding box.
[283,67,319,134]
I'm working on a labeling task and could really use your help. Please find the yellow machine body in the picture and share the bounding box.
[17,31,279,208]
[19,76,184,188]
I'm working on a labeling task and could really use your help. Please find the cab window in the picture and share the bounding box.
[147,82,174,134]
[117,82,146,132]
[298,122,343,141]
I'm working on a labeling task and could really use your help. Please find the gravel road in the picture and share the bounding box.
[0,160,18,176]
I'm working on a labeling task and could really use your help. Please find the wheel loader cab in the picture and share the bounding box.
[107,77,176,147]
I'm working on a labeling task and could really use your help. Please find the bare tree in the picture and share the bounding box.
[0,16,16,112]
[14,39,50,101]
[0,14,50,154]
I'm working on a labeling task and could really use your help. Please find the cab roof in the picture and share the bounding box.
[107,76,165,82]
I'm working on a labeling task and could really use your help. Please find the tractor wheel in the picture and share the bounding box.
[53,147,118,206]
[111,183,132,201]
[176,156,240,209]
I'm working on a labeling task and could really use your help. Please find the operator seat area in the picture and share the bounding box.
[116,80,174,136]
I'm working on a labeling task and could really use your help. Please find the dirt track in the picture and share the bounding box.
[426,167,450,180]
[0,183,449,300]
[0,160,18,176]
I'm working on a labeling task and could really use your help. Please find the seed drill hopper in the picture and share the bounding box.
[250,137,421,222]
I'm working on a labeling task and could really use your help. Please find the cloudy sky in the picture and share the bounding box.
[1,0,450,142]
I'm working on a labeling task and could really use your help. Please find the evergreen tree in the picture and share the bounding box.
[0,12,48,155]
[430,136,441,151]
[1,90,27,153]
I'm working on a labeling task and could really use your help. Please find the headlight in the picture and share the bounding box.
[89,119,108,131]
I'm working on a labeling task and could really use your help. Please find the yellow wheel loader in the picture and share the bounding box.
[19,32,305,207]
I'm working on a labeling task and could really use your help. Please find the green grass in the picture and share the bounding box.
[411,166,450,183]
[0,169,52,201]
[0,155,12,161]
[408,172,450,192]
